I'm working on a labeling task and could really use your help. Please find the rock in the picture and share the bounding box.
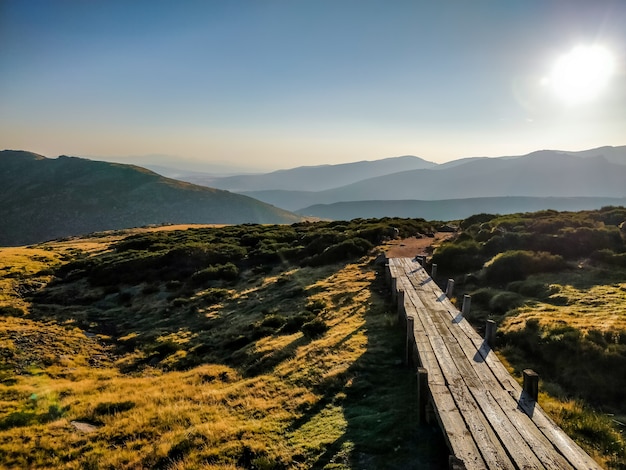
[70,421,99,433]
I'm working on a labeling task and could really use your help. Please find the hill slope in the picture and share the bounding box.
[0,150,301,246]
[183,155,436,192]
[298,196,626,220]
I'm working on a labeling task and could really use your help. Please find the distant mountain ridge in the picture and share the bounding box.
[297,196,626,221]
[238,146,626,211]
[0,150,301,246]
[182,155,436,192]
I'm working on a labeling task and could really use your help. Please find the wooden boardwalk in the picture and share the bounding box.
[387,257,601,470]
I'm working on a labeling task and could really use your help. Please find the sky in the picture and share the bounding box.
[1,0,625,171]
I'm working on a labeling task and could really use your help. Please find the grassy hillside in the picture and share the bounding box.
[430,207,626,468]
[0,150,301,246]
[2,211,625,468]
[0,218,450,469]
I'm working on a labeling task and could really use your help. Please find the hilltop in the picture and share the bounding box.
[0,150,301,246]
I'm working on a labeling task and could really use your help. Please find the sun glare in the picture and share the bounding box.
[547,45,615,105]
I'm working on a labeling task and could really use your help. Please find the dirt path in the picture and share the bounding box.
[384,232,453,259]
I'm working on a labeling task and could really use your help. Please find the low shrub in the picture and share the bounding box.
[431,240,484,273]
[301,318,328,338]
[302,237,373,266]
[488,291,525,314]
[190,263,240,285]
[279,312,315,334]
[483,250,566,284]
[506,280,552,299]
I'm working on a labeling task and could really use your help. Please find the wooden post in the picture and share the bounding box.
[445,279,455,298]
[523,369,539,402]
[384,263,391,286]
[485,319,496,347]
[417,367,428,423]
[406,317,415,366]
[431,263,437,279]
[461,295,471,317]
[397,289,405,325]
[391,277,397,304]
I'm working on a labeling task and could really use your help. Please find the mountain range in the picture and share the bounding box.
[228,146,626,212]
[0,150,300,246]
[3,145,626,246]
[179,155,436,192]
[298,196,626,221]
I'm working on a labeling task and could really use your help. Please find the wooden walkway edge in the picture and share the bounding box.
[387,257,601,470]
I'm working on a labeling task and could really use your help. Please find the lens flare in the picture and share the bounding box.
[548,45,615,105]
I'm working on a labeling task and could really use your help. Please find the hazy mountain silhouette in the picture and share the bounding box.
[297,197,626,221]
[0,150,301,246]
[185,155,436,192]
[241,147,626,211]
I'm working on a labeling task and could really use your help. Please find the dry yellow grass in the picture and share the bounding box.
[501,282,626,333]
[1,240,444,469]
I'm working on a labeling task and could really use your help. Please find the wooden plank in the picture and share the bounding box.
[396,258,601,470]
[430,384,487,470]
[407,279,545,469]
[408,266,600,469]
[418,282,573,468]
[403,286,513,469]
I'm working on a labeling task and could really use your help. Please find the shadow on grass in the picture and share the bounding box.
[286,266,449,469]
[23,258,449,468]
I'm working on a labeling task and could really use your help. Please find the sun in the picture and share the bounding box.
[546,45,615,105]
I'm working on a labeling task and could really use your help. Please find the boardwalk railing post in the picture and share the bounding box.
[417,367,429,424]
[431,263,437,280]
[485,319,497,347]
[461,295,471,317]
[445,279,455,298]
[406,316,415,366]
[384,263,391,286]
[391,277,398,304]
[523,369,539,402]
[397,289,405,326]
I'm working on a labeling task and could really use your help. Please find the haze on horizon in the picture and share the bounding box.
[1,0,625,171]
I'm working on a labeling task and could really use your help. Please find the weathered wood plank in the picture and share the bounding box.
[430,384,487,470]
[401,286,512,468]
[406,282,545,468]
[393,258,601,470]
[404,264,600,469]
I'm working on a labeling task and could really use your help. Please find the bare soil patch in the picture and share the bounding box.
[384,232,454,259]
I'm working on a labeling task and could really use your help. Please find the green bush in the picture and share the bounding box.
[483,250,566,283]
[488,291,525,314]
[591,249,626,267]
[459,213,497,231]
[279,312,315,334]
[301,318,329,338]
[506,280,552,299]
[258,314,286,329]
[190,263,239,285]
[432,240,484,273]
[302,237,373,266]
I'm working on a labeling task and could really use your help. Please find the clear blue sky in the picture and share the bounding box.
[1,0,625,170]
